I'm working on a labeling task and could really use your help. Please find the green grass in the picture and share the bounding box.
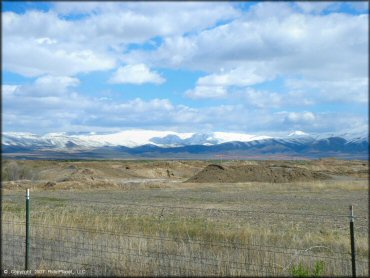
[291,261,325,277]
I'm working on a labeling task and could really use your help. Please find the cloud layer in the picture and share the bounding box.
[2,2,368,135]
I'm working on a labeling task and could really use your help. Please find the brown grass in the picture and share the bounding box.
[1,159,368,276]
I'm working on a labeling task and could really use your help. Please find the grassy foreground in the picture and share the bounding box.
[2,179,368,276]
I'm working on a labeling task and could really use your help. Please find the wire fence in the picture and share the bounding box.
[1,192,369,276]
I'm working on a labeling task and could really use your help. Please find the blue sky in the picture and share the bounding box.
[2,1,368,135]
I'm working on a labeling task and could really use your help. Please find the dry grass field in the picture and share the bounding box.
[2,159,369,276]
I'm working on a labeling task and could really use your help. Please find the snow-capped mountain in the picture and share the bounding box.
[2,129,368,159]
[150,132,271,147]
[2,130,272,149]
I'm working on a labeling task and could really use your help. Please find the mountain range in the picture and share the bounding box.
[2,130,368,160]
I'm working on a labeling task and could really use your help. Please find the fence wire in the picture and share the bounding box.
[1,194,369,276]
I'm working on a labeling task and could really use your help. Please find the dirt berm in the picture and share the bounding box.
[186,164,331,183]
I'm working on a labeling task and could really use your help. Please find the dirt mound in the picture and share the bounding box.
[186,164,331,183]
[208,164,225,170]
[81,168,95,175]
[44,181,56,188]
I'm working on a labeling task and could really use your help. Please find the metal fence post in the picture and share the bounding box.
[25,189,30,270]
[349,205,356,277]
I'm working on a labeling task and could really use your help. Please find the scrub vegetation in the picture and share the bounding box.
[2,159,368,276]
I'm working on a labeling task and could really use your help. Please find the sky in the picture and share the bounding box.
[2,1,369,136]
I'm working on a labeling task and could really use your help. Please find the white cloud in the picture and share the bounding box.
[294,2,341,14]
[284,111,316,123]
[245,89,281,108]
[125,4,367,106]
[185,65,274,99]
[162,7,367,108]
[197,66,270,87]
[4,35,115,77]
[3,76,87,134]
[241,88,315,108]
[2,3,368,135]
[3,78,367,134]
[109,64,165,85]
[294,2,368,14]
[53,2,104,15]
[36,37,57,45]
[3,3,239,77]
[248,2,296,19]
[53,2,239,39]
[35,75,80,90]
[185,86,227,99]
[285,77,368,103]
[8,75,80,97]
[131,9,367,76]
[4,3,367,106]
[3,82,91,132]
[107,98,174,113]
[2,85,19,96]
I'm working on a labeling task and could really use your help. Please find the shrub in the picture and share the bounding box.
[2,161,38,181]
[291,261,325,277]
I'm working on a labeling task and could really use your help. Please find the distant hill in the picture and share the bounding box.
[2,130,368,159]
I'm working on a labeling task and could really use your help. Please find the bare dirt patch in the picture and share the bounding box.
[186,164,331,183]
[2,158,367,189]
[44,181,56,188]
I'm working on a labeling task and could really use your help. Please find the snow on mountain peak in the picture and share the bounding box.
[212,132,272,143]
[288,131,309,137]
[73,130,194,148]
[2,129,368,150]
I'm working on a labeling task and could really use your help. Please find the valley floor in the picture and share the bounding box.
[2,159,369,276]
